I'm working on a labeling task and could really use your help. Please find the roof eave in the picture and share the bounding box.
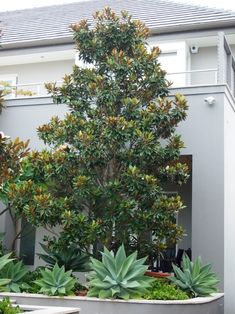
[0,36,74,50]
[149,19,235,35]
[2,19,235,51]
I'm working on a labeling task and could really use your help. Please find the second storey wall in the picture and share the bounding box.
[0,59,74,86]
[190,46,217,85]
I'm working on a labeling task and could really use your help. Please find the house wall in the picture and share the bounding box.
[170,85,225,290]
[0,97,67,149]
[229,44,235,57]
[0,60,74,94]
[224,91,235,314]
[190,46,218,84]
[1,86,233,312]
[0,97,67,257]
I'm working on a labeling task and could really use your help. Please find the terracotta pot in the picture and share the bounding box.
[145,271,172,278]
[75,290,88,296]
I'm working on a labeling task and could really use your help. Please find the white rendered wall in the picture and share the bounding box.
[0,60,74,85]
[224,92,235,314]
[0,98,67,149]
[171,85,225,289]
[229,44,235,57]
[190,46,218,85]
[0,86,230,298]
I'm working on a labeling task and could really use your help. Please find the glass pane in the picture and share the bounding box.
[19,218,36,265]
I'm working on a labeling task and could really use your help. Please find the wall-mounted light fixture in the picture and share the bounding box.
[204,96,215,105]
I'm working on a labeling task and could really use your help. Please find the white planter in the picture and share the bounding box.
[0,292,224,314]
[19,304,80,313]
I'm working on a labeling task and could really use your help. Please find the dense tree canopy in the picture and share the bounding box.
[5,8,189,261]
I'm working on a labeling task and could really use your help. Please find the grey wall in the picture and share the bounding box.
[190,46,217,84]
[229,44,235,58]
[171,85,225,290]
[224,92,235,314]
[1,85,234,311]
[0,98,67,149]
[0,59,74,84]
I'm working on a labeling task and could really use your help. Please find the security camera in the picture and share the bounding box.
[190,45,199,54]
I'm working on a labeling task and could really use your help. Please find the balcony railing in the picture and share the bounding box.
[167,68,218,87]
[0,68,219,99]
[218,32,235,96]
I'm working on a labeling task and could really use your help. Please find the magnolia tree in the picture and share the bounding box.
[6,8,189,262]
[0,132,29,250]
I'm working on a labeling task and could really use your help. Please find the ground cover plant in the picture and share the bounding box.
[0,298,21,314]
[144,278,189,300]
[5,8,188,268]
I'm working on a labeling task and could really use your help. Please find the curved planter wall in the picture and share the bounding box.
[0,292,224,314]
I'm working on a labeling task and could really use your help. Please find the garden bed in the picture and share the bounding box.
[0,292,224,314]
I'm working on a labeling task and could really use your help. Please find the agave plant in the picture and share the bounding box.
[38,243,90,272]
[0,253,14,291]
[34,264,76,296]
[0,261,29,292]
[87,245,154,299]
[170,254,219,297]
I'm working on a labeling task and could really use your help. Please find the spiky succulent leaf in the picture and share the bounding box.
[170,254,219,297]
[0,253,15,291]
[0,261,28,292]
[34,264,76,296]
[0,253,14,271]
[88,245,154,299]
[38,243,90,272]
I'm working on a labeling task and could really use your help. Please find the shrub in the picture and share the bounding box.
[170,254,219,297]
[21,267,43,293]
[34,264,76,296]
[144,279,189,300]
[87,245,154,299]
[0,297,21,314]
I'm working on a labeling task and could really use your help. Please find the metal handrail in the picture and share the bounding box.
[0,68,219,98]
[167,68,218,75]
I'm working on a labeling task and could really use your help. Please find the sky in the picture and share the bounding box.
[0,0,235,12]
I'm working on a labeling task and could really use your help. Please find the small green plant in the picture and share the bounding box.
[34,264,76,296]
[0,297,21,314]
[38,243,90,272]
[87,245,154,299]
[0,261,29,292]
[21,268,43,293]
[170,254,219,297]
[144,279,189,300]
